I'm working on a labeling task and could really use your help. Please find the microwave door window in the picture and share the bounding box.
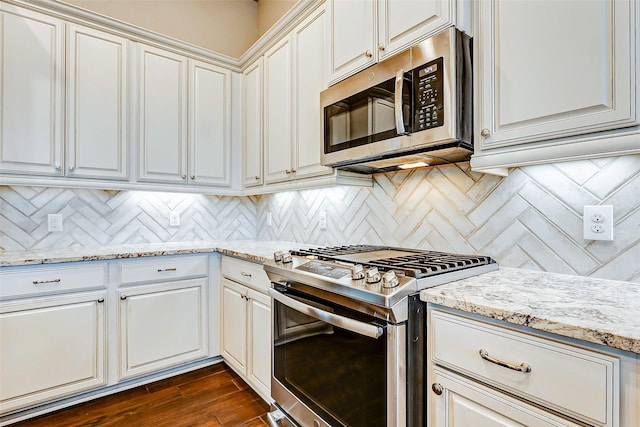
[324,78,401,153]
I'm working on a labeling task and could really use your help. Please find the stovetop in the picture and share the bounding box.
[290,245,495,278]
[264,245,498,311]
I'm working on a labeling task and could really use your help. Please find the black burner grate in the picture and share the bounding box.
[291,245,495,278]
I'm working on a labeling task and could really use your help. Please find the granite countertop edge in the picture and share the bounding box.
[420,267,640,355]
[2,244,638,355]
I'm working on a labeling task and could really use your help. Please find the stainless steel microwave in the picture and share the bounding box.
[320,27,473,174]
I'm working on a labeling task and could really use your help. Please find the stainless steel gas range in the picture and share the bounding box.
[263,245,497,427]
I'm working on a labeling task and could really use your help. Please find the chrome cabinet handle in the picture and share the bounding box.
[97,298,105,303]
[181,174,186,179]
[68,166,75,172]
[481,128,491,138]
[121,295,127,300]
[190,175,195,180]
[55,165,62,174]
[479,349,532,373]
[32,278,61,284]
[240,272,252,278]
[157,267,177,272]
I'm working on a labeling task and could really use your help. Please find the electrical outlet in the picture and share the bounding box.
[47,214,63,232]
[266,212,273,227]
[583,205,613,241]
[169,211,180,227]
[319,211,327,230]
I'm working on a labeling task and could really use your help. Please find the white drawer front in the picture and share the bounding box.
[221,256,270,293]
[0,263,107,299]
[119,255,208,285]
[430,310,617,426]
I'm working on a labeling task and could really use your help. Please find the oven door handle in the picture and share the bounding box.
[269,288,385,339]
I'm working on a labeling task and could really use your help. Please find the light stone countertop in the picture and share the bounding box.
[0,240,314,267]
[2,244,638,354]
[420,267,640,354]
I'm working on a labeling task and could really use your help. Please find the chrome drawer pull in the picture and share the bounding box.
[479,349,532,373]
[240,272,252,277]
[32,278,61,284]
[157,267,177,272]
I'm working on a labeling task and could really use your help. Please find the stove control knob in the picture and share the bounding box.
[281,252,293,264]
[273,251,284,262]
[365,267,382,284]
[381,271,400,288]
[351,264,365,280]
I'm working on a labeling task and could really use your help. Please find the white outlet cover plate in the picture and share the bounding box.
[169,211,180,227]
[47,214,63,232]
[583,205,613,241]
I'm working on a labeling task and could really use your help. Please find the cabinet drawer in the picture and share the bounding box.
[0,263,107,299]
[221,256,270,293]
[430,310,618,426]
[119,255,208,285]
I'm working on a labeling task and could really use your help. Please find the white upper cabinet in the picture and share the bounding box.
[293,5,333,179]
[66,24,129,180]
[264,36,294,184]
[328,0,458,84]
[242,58,264,188]
[1,6,129,180]
[189,59,232,186]
[138,45,231,186]
[378,0,453,59]
[263,5,332,185]
[327,0,376,83]
[138,44,188,183]
[471,0,639,173]
[0,5,64,176]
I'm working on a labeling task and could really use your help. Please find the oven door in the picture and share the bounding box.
[268,285,406,427]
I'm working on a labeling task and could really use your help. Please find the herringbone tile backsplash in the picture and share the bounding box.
[2,155,639,282]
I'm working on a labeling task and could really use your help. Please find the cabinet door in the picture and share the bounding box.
[293,6,333,179]
[0,293,106,413]
[0,5,64,176]
[327,0,376,83]
[119,278,207,379]
[247,289,271,400]
[264,36,293,184]
[378,0,453,59]
[476,0,637,150]
[66,24,128,180]
[138,44,188,183]
[243,58,264,188]
[221,278,248,374]
[430,370,581,427]
[189,59,231,187]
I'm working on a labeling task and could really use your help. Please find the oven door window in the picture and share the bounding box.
[273,291,387,427]
[324,75,412,153]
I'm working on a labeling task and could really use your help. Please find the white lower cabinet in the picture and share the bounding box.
[427,306,638,427]
[118,278,208,380]
[117,255,209,380]
[221,257,272,402]
[432,370,580,427]
[0,262,107,414]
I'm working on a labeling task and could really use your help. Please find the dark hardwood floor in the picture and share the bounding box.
[12,363,270,427]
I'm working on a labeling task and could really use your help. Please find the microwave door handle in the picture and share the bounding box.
[268,288,384,339]
[395,69,406,135]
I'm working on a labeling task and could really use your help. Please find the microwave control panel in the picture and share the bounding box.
[413,57,444,131]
